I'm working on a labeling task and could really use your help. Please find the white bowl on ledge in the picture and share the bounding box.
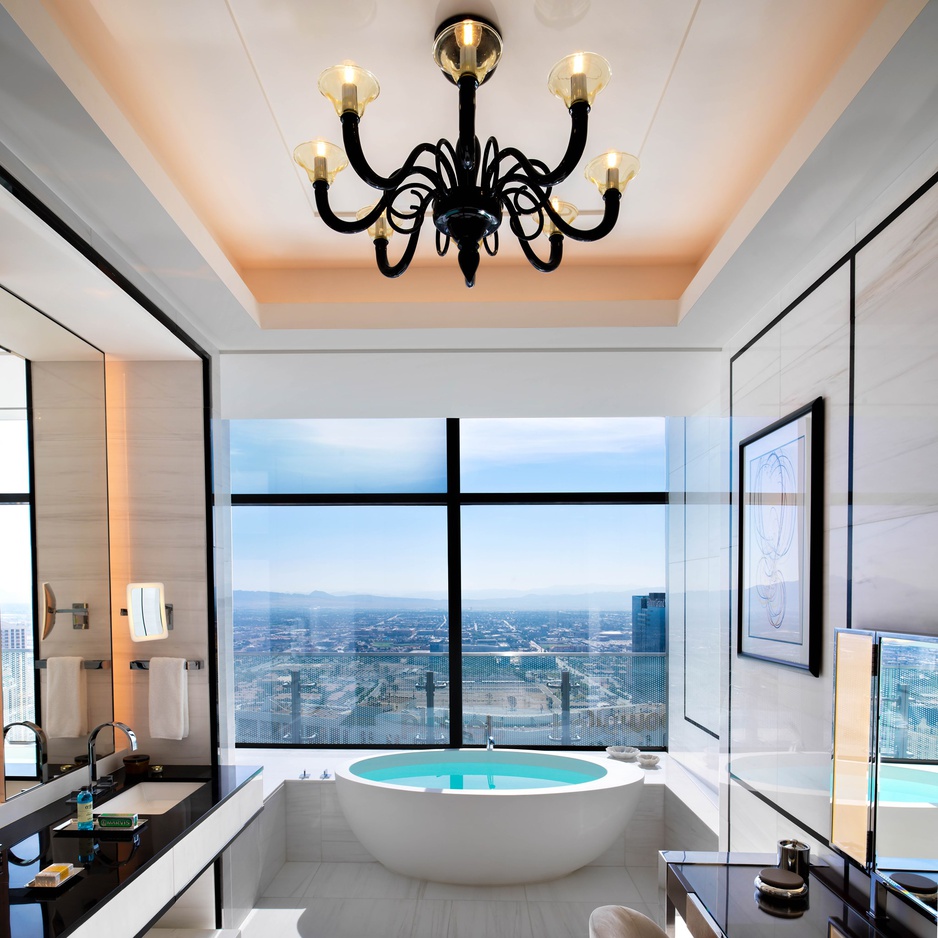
[605,746,640,762]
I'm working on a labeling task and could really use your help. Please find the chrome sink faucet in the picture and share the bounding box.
[87,721,138,785]
[3,721,48,780]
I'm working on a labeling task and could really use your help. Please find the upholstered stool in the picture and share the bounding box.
[588,905,668,938]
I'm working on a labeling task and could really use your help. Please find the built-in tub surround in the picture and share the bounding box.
[0,764,262,938]
[336,749,644,885]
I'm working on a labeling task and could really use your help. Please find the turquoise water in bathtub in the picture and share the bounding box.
[731,760,937,804]
[353,759,604,790]
[878,765,938,804]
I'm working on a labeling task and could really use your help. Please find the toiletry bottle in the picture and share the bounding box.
[76,787,94,830]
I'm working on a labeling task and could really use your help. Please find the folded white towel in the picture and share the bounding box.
[148,658,189,740]
[45,657,87,738]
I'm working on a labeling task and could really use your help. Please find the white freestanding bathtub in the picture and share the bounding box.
[335,748,644,884]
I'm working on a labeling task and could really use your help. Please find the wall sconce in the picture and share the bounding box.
[124,582,172,642]
[41,582,89,638]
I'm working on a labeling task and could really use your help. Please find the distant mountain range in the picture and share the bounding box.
[233,589,655,613]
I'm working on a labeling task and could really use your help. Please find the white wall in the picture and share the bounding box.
[220,349,720,419]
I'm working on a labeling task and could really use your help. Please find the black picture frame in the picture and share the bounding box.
[738,397,823,676]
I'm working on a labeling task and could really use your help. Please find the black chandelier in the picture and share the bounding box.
[295,14,639,288]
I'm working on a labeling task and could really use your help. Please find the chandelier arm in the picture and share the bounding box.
[508,181,622,243]
[436,140,459,190]
[503,196,562,271]
[502,188,547,240]
[495,154,551,184]
[313,181,389,234]
[341,113,443,191]
[494,100,590,188]
[481,136,499,190]
[520,232,564,273]
[374,215,428,279]
[385,184,435,233]
[549,187,621,242]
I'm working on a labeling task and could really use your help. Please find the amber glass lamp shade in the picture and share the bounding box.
[318,64,380,118]
[294,140,348,185]
[433,17,503,86]
[544,199,578,236]
[357,204,394,241]
[547,52,611,107]
[585,151,640,194]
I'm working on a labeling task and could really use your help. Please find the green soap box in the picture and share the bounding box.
[96,813,139,829]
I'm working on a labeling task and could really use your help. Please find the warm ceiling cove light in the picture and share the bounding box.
[294,14,639,288]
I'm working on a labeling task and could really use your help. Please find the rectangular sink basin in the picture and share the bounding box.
[93,781,205,816]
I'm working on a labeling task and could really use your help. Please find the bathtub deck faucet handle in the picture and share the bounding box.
[486,736,495,751]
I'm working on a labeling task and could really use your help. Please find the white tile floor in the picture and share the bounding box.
[241,860,667,938]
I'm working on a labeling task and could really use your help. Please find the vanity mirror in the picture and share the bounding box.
[0,280,113,799]
[830,629,938,921]
[127,583,170,642]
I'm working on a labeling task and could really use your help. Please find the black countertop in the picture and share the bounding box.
[0,764,262,938]
[665,852,920,938]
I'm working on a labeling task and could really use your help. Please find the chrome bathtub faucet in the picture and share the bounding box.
[486,736,495,751]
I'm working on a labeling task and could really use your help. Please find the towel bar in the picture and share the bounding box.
[35,659,111,670]
[130,659,202,670]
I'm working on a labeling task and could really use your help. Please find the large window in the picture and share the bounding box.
[231,418,667,748]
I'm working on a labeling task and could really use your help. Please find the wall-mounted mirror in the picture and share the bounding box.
[874,633,938,919]
[830,629,938,920]
[0,283,113,800]
[127,583,170,642]
[830,628,876,867]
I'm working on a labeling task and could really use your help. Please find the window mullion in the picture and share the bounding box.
[446,418,463,746]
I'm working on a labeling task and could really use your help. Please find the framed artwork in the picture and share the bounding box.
[738,397,823,676]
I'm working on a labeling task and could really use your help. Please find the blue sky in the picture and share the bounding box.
[232,504,666,598]
[230,417,666,494]
[230,418,667,598]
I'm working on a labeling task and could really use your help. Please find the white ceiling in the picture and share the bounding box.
[0,0,934,351]
[3,0,926,334]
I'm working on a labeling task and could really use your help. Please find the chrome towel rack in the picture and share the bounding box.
[130,659,202,671]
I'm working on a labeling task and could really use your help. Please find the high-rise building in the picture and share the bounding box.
[632,593,666,654]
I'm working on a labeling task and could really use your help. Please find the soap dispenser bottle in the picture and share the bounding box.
[76,787,94,830]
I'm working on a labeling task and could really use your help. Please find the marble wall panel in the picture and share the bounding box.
[107,360,212,763]
[853,183,938,637]
[31,361,112,756]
